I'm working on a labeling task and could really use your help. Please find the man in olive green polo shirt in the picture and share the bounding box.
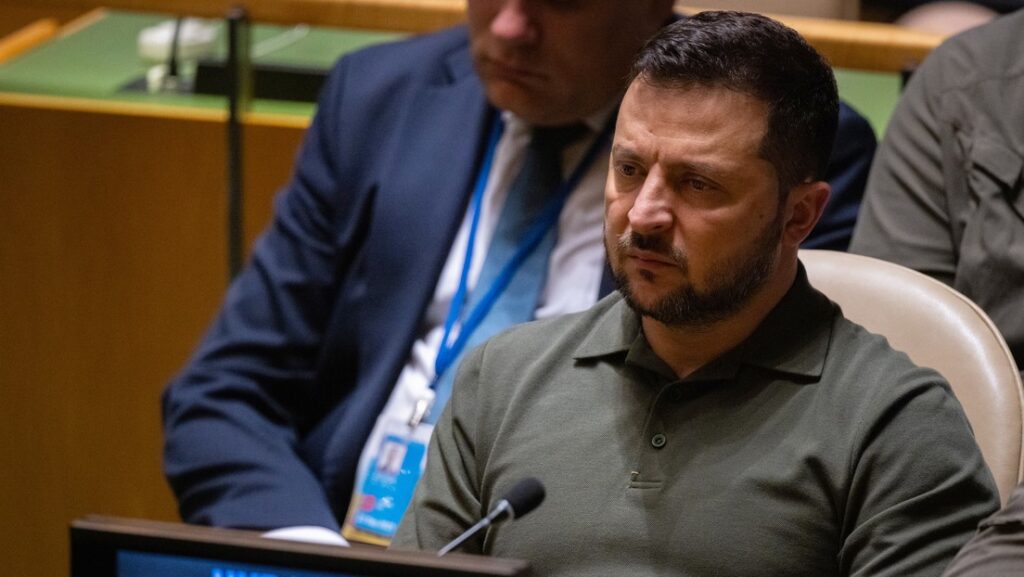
[392,12,998,576]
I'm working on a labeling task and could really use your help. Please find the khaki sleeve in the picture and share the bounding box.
[943,483,1024,577]
[849,46,958,286]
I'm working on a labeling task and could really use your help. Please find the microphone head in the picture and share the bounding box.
[502,477,545,519]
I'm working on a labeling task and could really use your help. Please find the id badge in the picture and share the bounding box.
[342,402,433,545]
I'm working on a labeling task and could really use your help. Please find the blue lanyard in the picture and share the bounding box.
[433,114,614,384]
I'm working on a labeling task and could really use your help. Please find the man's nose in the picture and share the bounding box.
[491,0,539,45]
[628,180,673,235]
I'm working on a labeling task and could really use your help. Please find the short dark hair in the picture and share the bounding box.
[629,11,839,192]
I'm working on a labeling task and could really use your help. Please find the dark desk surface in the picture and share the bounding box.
[71,516,530,577]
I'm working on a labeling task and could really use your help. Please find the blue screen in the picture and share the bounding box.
[117,550,363,577]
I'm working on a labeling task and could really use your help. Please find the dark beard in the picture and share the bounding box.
[611,213,783,329]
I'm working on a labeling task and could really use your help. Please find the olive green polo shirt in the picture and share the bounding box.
[393,267,998,576]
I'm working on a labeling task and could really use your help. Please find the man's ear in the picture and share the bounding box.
[782,180,830,248]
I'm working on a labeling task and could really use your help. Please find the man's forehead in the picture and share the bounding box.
[613,81,771,166]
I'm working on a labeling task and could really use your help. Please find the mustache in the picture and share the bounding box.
[617,232,687,266]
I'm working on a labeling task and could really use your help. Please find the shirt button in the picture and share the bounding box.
[667,388,683,402]
[651,433,667,449]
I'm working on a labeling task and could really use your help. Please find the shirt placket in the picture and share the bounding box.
[629,381,683,492]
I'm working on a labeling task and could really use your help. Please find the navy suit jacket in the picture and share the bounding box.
[162,25,876,531]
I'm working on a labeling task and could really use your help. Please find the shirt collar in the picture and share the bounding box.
[501,99,617,136]
[573,263,836,382]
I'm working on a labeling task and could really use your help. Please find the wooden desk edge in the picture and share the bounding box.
[0,18,59,64]
[0,91,311,129]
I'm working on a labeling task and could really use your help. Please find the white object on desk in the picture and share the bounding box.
[137,18,218,63]
[262,525,351,547]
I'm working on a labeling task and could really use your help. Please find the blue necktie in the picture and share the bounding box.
[429,124,587,420]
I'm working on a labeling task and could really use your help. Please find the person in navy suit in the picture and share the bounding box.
[162,1,876,537]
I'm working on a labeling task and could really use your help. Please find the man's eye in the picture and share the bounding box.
[686,178,710,192]
[617,164,638,177]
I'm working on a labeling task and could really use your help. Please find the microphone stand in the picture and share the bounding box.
[225,5,251,281]
[437,501,513,557]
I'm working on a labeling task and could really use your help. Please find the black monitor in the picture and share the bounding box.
[71,517,530,577]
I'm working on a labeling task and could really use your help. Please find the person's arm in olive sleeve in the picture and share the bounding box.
[943,484,1024,577]
[849,49,959,285]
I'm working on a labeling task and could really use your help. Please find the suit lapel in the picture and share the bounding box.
[361,44,491,366]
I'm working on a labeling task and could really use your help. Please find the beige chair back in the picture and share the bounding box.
[801,249,1024,503]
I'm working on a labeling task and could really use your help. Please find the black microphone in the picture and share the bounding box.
[437,477,545,556]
